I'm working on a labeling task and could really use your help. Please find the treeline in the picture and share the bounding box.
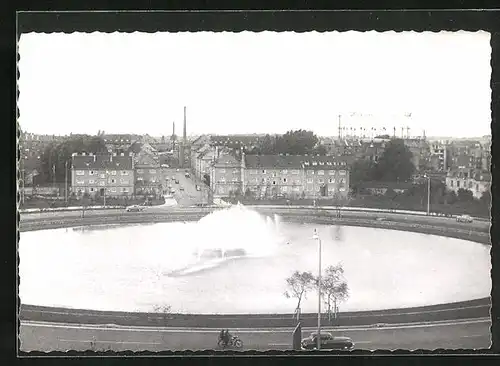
[248,130,327,156]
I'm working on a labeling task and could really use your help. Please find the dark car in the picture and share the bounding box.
[175,179,179,184]
[301,332,354,351]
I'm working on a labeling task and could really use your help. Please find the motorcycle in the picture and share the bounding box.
[217,334,243,349]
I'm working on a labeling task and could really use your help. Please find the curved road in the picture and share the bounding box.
[20,318,491,352]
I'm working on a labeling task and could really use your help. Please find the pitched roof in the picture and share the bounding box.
[244,155,305,169]
[214,153,241,167]
[72,153,134,170]
[211,134,265,148]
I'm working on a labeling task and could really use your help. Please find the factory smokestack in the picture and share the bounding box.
[183,106,187,143]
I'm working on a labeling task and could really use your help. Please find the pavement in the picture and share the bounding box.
[19,318,491,352]
[162,168,205,207]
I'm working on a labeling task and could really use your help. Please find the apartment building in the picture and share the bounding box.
[445,168,491,199]
[71,152,135,197]
[130,142,162,197]
[210,148,244,197]
[244,154,306,199]
[213,153,351,200]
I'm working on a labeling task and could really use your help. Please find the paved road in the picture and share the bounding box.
[20,318,491,352]
[20,206,489,230]
[163,168,204,207]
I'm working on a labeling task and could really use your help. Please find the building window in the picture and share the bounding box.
[291,170,299,175]
[89,170,95,175]
[100,173,106,179]
[121,171,128,175]
[250,170,256,175]
[329,178,335,183]
[76,170,84,176]
[149,169,156,174]
[111,188,117,192]
[318,178,324,184]
[282,186,288,192]
[232,178,238,182]
[88,179,95,184]
[450,180,454,187]
[99,181,105,186]
[262,170,266,174]
[282,169,288,174]
[121,179,129,184]
[457,181,461,188]
[233,169,238,174]
[137,169,144,174]
[76,179,84,185]
[318,170,324,175]
[123,187,129,192]
[329,170,335,175]
[137,177,144,181]
[283,178,287,183]
[469,181,473,189]
[339,170,346,175]
[111,171,117,175]
[220,177,226,183]
[272,180,277,185]
[110,179,116,184]
[307,170,314,175]
[307,178,313,183]
[476,184,479,191]
[90,188,94,192]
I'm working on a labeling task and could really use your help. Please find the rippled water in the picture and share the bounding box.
[19,205,491,314]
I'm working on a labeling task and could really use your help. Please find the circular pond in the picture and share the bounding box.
[19,205,491,314]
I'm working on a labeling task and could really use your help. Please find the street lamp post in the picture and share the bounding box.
[312,229,322,350]
[424,175,430,215]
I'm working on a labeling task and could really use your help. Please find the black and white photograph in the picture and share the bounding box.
[17,27,492,353]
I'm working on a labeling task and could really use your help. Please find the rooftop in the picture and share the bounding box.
[72,153,134,170]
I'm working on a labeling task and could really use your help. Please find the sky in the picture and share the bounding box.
[18,31,491,138]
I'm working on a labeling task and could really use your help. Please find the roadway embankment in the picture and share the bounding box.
[19,297,491,329]
[19,206,490,246]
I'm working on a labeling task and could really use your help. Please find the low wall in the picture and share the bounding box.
[20,298,491,329]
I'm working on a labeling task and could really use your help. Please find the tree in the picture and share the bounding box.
[316,264,349,322]
[350,159,376,191]
[284,271,316,321]
[250,130,326,156]
[373,139,415,182]
[480,190,491,206]
[40,136,107,184]
[444,190,458,205]
[457,188,474,203]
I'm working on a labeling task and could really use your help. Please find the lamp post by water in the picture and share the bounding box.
[312,229,322,350]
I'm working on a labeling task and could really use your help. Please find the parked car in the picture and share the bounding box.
[175,179,179,184]
[196,185,201,191]
[125,205,145,213]
[185,173,190,178]
[161,164,169,168]
[301,332,354,351]
[180,187,185,191]
[456,214,473,223]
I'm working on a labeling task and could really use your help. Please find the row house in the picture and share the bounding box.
[71,152,135,197]
[210,153,351,200]
[244,154,306,199]
[301,156,350,199]
[445,168,491,199]
[102,134,139,154]
[193,145,216,181]
[210,148,244,197]
[129,142,163,197]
